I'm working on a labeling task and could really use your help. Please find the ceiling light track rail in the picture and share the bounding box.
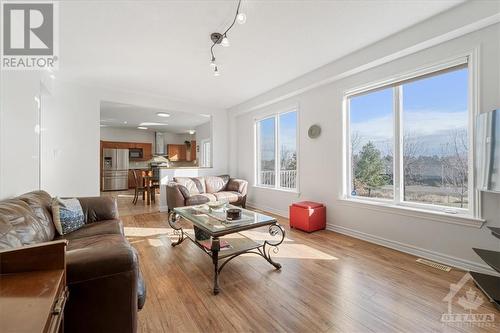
[210,0,246,76]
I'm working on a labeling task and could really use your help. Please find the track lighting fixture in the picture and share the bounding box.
[209,0,245,76]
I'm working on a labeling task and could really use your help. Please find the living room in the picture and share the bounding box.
[1,1,499,332]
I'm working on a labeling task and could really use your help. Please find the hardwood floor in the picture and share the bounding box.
[108,192,499,332]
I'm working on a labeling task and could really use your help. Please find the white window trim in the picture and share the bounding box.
[200,138,211,167]
[342,51,482,223]
[254,108,299,192]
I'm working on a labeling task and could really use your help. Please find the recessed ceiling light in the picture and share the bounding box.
[123,121,128,124]
[188,130,195,135]
[49,74,56,79]
[156,112,170,118]
[137,126,148,130]
[139,122,168,126]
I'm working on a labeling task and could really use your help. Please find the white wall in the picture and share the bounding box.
[229,3,500,273]
[41,80,101,197]
[163,132,193,145]
[195,121,211,142]
[100,127,155,144]
[0,72,41,198]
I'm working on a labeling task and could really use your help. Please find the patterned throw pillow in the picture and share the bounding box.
[51,197,85,235]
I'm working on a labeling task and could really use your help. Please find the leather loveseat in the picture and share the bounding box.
[166,175,248,210]
[0,191,145,333]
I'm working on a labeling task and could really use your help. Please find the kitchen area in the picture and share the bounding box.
[100,101,212,207]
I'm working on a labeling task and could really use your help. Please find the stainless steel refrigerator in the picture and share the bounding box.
[102,148,130,191]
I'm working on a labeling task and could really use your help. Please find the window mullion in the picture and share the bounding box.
[256,122,260,186]
[275,115,280,189]
[393,86,403,204]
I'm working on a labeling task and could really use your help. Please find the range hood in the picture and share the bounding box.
[155,132,165,155]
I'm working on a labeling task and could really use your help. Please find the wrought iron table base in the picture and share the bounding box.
[169,212,285,295]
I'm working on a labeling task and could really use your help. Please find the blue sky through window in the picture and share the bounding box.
[259,111,297,162]
[350,68,468,156]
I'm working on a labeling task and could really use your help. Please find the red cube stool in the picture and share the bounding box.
[289,201,326,232]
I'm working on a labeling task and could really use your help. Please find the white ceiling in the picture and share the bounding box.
[58,0,463,109]
[100,101,210,133]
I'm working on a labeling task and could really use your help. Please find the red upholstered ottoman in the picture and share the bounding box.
[289,201,326,232]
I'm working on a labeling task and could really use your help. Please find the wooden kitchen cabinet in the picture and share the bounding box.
[167,144,186,161]
[100,141,152,161]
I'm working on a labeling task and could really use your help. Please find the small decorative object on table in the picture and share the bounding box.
[226,208,242,220]
[207,200,227,211]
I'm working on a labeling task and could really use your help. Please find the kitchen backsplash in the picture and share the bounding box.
[129,160,199,169]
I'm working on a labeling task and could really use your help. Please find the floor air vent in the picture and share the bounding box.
[416,258,451,272]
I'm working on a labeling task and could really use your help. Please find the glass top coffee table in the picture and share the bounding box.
[168,204,285,295]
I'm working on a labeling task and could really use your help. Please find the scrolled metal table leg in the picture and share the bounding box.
[260,223,285,269]
[168,211,185,247]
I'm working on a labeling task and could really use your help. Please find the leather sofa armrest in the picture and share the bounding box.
[77,197,118,223]
[66,240,137,285]
[227,178,248,196]
[167,182,189,209]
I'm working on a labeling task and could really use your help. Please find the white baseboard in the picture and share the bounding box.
[247,201,288,218]
[327,223,499,276]
[243,202,498,276]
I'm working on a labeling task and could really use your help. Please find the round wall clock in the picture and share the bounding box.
[308,124,321,139]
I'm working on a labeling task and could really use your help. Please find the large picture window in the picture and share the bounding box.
[256,110,298,191]
[345,61,474,215]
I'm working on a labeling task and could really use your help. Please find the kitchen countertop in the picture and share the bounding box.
[129,166,212,170]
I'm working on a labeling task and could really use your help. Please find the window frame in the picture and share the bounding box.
[255,108,299,192]
[342,54,479,218]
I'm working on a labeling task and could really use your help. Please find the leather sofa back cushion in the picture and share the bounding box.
[0,216,22,249]
[174,177,206,195]
[205,176,229,193]
[0,199,52,247]
[18,190,56,240]
[78,196,118,223]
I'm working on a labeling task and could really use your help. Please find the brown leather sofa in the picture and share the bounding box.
[166,175,248,210]
[0,191,145,333]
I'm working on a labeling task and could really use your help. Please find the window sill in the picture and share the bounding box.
[252,185,300,195]
[337,197,485,228]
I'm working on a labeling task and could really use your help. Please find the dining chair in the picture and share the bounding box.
[131,169,146,205]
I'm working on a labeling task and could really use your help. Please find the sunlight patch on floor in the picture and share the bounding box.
[124,227,171,237]
[242,243,338,260]
[239,229,293,242]
[117,194,135,198]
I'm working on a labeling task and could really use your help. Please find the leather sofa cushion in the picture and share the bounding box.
[205,176,229,193]
[186,193,217,206]
[58,219,124,241]
[18,191,56,241]
[214,191,242,203]
[174,177,204,195]
[66,234,138,284]
[0,199,52,247]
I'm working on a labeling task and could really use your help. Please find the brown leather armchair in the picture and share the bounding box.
[167,175,248,210]
[0,191,145,333]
